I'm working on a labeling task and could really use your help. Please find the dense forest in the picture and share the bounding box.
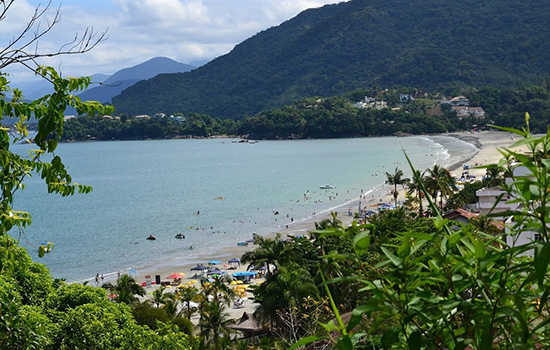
[63,85,550,141]
[112,0,550,118]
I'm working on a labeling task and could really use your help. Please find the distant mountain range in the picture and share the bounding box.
[111,0,550,119]
[77,57,195,104]
[17,57,194,105]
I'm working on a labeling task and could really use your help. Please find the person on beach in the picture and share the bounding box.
[95,273,99,285]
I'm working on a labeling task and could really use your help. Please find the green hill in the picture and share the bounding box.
[112,0,550,119]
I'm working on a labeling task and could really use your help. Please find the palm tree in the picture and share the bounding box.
[424,165,456,211]
[177,286,199,320]
[483,164,505,188]
[102,274,145,305]
[148,285,169,308]
[385,167,410,207]
[406,169,425,216]
[241,233,286,275]
[200,277,235,306]
[162,295,182,319]
[198,300,234,350]
[314,212,343,230]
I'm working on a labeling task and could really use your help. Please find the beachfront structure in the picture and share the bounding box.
[476,165,537,255]
[475,187,516,216]
[504,216,540,257]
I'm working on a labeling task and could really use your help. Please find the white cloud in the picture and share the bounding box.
[2,0,344,83]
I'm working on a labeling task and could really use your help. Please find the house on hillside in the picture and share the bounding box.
[475,165,538,256]
[476,187,515,216]
[450,106,486,119]
[399,94,414,103]
[469,107,486,118]
[451,106,470,118]
[450,96,469,106]
[443,208,504,232]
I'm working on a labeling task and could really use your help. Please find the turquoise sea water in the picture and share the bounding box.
[12,136,477,282]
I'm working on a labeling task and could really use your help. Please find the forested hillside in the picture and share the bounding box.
[112,0,550,118]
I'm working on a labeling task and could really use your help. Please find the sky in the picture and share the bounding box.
[1,0,344,84]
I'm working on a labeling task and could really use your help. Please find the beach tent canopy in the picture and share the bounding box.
[208,260,221,265]
[228,258,241,263]
[207,269,225,275]
[233,271,256,277]
[190,265,208,271]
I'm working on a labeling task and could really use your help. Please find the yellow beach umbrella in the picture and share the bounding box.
[230,281,238,285]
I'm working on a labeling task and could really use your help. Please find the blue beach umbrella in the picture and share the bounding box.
[208,260,221,265]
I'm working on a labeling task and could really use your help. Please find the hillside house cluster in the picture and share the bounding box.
[352,96,388,110]
[135,114,185,123]
[440,96,486,119]
[451,106,486,119]
[474,166,537,256]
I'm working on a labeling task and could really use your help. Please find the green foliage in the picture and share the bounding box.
[62,113,236,141]
[46,283,109,312]
[471,85,550,133]
[64,91,455,140]
[295,124,550,349]
[0,68,112,251]
[132,302,171,330]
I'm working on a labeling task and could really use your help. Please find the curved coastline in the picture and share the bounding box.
[82,133,484,286]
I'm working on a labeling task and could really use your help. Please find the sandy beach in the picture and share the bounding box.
[96,130,521,320]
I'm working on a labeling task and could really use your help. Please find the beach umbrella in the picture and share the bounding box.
[230,281,238,285]
[207,269,225,275]
[190,264,208,271]
[208,260,221,265]
[166,272,186,280]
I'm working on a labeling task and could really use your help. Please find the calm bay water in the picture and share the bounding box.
[12,136,477,282]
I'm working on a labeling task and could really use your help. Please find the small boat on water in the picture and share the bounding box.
[175,233,186,239]
[146,235,156,241]
[319,185,336,189]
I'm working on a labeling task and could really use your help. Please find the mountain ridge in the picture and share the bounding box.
[112,0,550,118]
[77,57,195,104]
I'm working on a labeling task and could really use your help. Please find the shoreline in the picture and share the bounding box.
[81,133,492,283]
[80,130,517,288]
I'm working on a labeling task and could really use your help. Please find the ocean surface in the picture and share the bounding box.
[12,135,477,282]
